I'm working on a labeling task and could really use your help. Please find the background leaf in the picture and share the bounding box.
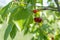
[4,22,14,40]
[10,24,18,39]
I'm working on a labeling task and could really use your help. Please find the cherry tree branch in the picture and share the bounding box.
[37,6,58,11]
[54,0,60,12]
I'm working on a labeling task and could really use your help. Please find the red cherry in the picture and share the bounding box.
[51,37,54,40]
[33,9,38,13]
[34,17,42,23]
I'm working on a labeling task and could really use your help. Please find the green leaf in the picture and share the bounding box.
[24,26,29,35]
[49,2,55,7]
[55,34,60,40]
[31,37,35,40]
[23,15,33,27]
[23,15,33,35]
[24,0,29,3]
[10,6,19,13]
[16,20,26,30]
[31,0,36,8]
[0,2,12,15]
[29,23,36,33]
[37,0,43,4]
[10,24,17,39]
[0,20,3,24]
[4,22,14,40]
[41,24,49,31]
[13,6,32,20]
[55,11,60,17]
[10,6,20,19]
[38,29,48,40]
[39,0,43,4]
[48,0,52,2]
[0,2,12,19]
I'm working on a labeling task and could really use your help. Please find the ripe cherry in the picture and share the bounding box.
[33,9,38,13]
[34,17,42,23]
[51,37,54,40]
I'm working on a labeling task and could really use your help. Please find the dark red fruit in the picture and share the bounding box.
[51,37,54,40]
[33,9,38,13]
[34,17,42,23]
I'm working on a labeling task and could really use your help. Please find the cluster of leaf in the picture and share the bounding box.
[0,0,60,40]
[0,0,34,40]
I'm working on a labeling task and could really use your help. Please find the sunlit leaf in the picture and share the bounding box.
[12,6,32,20]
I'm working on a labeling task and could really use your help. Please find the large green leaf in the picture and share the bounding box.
[12,6,33,20]
[4,22,14,40]
[10,24,18,39]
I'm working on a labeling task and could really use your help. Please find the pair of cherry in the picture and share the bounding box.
[33,9,42,23]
